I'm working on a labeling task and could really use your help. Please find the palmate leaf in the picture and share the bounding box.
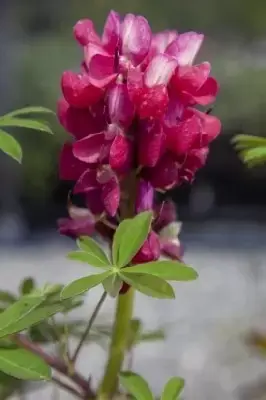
[120,273,175,299]
[0,349,51,381]
[112,211,153,268]
[239,146,266,167]
[0,295,44,338]
[0,129,22,163]
[232,134,266,148]
[122,261,198,281]
[77,236,111,267]
[3,106,55,118]
[19,277,36,295]
[0,283,77,338]
[0,118,53,134]
[232,134,266,167]
[0,292,17,306]
[120,371,153,400]
[0,105,54,163]
[161,377,185,400]
[61,271,112,300]
[102,274,123,297]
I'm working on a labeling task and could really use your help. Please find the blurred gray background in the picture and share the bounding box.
[1,0,266,399]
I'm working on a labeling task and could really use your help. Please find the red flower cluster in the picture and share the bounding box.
[57,11,221,265]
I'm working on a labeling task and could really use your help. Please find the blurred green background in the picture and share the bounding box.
[1,0,266,228]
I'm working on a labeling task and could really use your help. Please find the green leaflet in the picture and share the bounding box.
[112,212,153,268]
[0,349,51,381]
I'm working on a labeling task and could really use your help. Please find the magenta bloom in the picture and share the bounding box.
[57,10,220,270]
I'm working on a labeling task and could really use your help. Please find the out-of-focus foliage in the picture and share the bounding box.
[232,134,266,167]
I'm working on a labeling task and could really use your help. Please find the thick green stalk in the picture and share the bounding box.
[97,288,134,399]
[98,172,137,399]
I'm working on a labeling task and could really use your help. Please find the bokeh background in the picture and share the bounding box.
[1,1,266,399]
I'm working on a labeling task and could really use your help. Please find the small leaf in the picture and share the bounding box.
[77,236,111,267]
[103,274,122,297]
[19,278,36,295]
[121,273,175,299]
[3,107,55,118]
[120,371,153,400]
[122,261,198,281]
[232,134,266,148]
[0,118,53,134]
[112,211,153,268]
[138,329,165,343]
[112,219,131,266]
[0,292,17,306]
[0,130,22,162]
[0,349,51,380]
[240,146,266,167]
[67,251,110,269]
[3,303,65,337]
[161,377,185,400]
[61,271,112,300]
[0,295,44,338]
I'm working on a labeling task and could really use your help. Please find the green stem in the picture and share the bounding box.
[98,288,134,399]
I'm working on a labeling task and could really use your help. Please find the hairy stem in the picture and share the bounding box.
[98,288,134,399]
[72,291,107,364]
[12,334,94,398]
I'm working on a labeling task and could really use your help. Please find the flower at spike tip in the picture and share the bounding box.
[57,10,221,261]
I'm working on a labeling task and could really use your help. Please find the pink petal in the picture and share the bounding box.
[109,134,133,173]
[73,132,106,164]
[121,14,152,66]
[127,67,144,103]
[84,42,111,67]
[144,54,177,87]
[105,123,122,141]
[164,99,185,127]
[58,215,95,239]
[59,143,87,181]
[166,32,204,66]
[73,19,101,46]
[135,179,154,214]
[132,231,160,264]
[138,120,166,167]
[160,239,183,261]
[174,62,211,92]
[74,169,98,193]
[190,109,221,145]
[68,205,93,220]
[143,152,180,190]
[61,71,103,108]
[179,146,209,182]
[137,85,169,119]
[166,112,201,155]
[154,200,177,231]
[97,166,115,185]
[151,30,178,55]
[108,83,135,127]
[57,98,98,139]
[88,54,118,88]
[86,189,105,215]
[101,176,120,216]
[189,77,219,105]
[142,30,177,69]
[102,10,121,53]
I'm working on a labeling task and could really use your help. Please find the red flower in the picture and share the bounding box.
[58,10,221,250]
